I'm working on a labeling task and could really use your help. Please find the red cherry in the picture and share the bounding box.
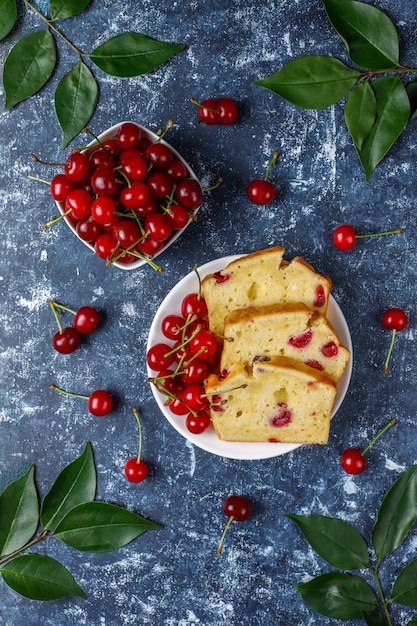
[146,343,175,370]
[89,148,116,170]
[119,149,148,181]
[50,174,75,202]
[181,293,208,319]
[87,389,113,416]
[65,188,93,221]
[76,219,103,243]
[186,410,211,434]
[382,308,408,374]
[168,391,189,416]
[180,359,208,385]
[94,233,118,260]
[166,159,188,181]
[340,448,367,474]
[174,178,203,211]
[91,196,118,224]
[166,204,190,230]
[217,98,239,125]
[189,330,218,360]
[117,122,141,150]
[144,213,172,242]
[146,171,173,200]
[247,179,276,206]
[181,384,209,411]
[161,314,186,340]
[90,168,118,197]
[247,151,279,206]
[192,98,219,125]
[52,327,81,354]
[73,306,100,334]
[333,224,356,251]
[217,495,251,554]
[124,458,149,482]
[64,151,90,183]
[144,142,173,169]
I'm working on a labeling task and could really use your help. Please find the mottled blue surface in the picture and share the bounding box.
[1,1,417,625]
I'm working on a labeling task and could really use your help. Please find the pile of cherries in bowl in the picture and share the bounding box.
[51,121,203,270]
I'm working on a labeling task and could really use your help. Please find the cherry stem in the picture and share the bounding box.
[156,119,174,140]
[361,418,397,456]
[384,329,397,375]
[132,407,143,464]
[189,97,219,114]
[217,516,234,555]
[49,300,76,315]
[48,299,63,333]
[263,151,280,181]
[49,384,89,402]
[26,172,51,186]
[203,383,247,399]
[193,265,203,301]
[202,177,223,192]
[43,209,71,229]
[356,227,404,240]
[29,153,64,167]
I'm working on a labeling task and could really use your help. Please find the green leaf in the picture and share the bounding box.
[0,0,17,40]
[408,618,417,626]
[390,557,417,606]
[322,0,399,69]
[287,514,370,570]
[54,502,161,552]
[254,56,360,110]
[344,81,376,150]
[50,0,91,21]
[89,32,186,78]
[406,78,417,120]
[357,76,410,182]
[3,30,56,111]
[55,61,98,147]
[40,442,96,532]
[372,465,417,561]
[295,572,378,619]
[0,554,86,600]
[0,466,39,557]
[363,608,390,626]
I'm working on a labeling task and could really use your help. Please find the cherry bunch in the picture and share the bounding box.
[49,299,100,354]
[190,97,239,125]
[147,276,222,434]
[33,121,205,270]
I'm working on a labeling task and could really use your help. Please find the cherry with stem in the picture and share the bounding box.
[124,407,149,483]
[333,224,404,251]
[340,418,397,475]
[382,308,408,375]
[247,152,280,206]
[217,495,251,554]
[50,384,113,416]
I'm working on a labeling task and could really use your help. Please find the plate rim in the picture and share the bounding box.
[147,254,353,460]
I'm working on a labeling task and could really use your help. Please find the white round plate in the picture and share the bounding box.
[147,255,353,460]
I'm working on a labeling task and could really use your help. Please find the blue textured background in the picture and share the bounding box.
[1,1,416,625]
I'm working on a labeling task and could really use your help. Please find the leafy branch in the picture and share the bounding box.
[0,442,161,601]
[288,464,417,625]
[254,0,417,181]
[1,0,186,147]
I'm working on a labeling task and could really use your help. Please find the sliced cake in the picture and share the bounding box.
[201,247,332,335]
[206,356,337,444]
[220,302,350,383]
